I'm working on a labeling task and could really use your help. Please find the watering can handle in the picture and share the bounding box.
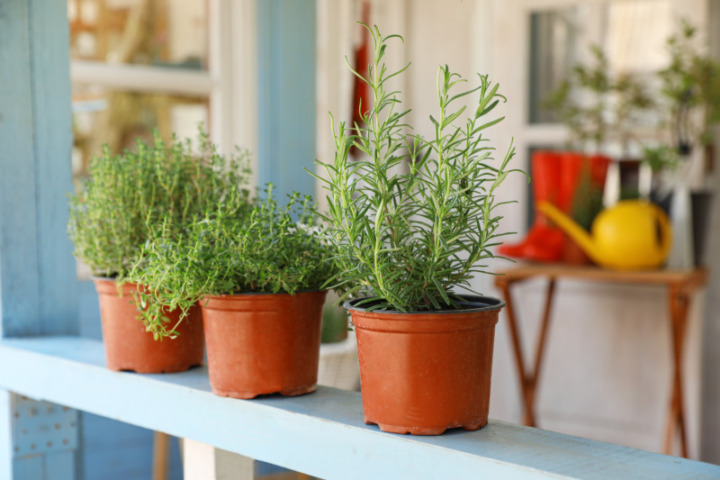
[651,203,673,262]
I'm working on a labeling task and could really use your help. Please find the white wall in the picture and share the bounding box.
[701,0,720,464]
[316,0,715,461]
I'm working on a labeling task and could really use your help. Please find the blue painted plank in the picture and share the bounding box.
[0,0,77,338]
[2,337,719,480]
[12,456,43,480]
[81,414,153,449]
[0,392,12,479]
[257,0,317,202]
[82,441,157,480]
[80,412,183,480]
[7,452,76,480]
[28,0,78,334]
[78,282,102,341]
[43,451,76,480]
[0,0,41,337]
[0,0,79,477]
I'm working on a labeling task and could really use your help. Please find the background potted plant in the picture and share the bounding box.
[650,19,720,267]
[130,185,337,398]
[317,25,522,435]
[513,45,654,264]
[658,19,720,165]
[68,131,249,373]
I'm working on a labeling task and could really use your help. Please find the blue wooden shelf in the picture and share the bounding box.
[1,336,718,479]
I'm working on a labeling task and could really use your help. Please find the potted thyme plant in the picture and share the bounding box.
[317,25,522,435]
[68,132,249,373]
[129,185,337,398]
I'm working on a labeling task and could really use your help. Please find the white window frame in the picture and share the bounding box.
[69,0,258,177]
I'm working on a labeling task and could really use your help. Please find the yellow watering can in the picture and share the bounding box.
[537,200,673,270]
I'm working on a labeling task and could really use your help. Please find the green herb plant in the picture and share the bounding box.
[316,24,522,312]
[659,19,720,154]
[543,45,653,154]
[68,130,251,279]
[129,185,338,339]
[642,145,680,174]
[570,167,605,231]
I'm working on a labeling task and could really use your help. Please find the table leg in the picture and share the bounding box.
[152,431,170,480]
[529,279,556,416]
[498,278,556,427]
[664,286,690,458]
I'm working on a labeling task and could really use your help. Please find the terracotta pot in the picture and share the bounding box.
[201,290,326,399]
[94,278,205,373]
[347,295,503,435]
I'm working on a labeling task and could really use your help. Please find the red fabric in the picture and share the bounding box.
[351,1,372,128]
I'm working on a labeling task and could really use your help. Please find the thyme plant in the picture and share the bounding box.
[68,131,250,278]
[129,186,338,339]
[318,25,521,312]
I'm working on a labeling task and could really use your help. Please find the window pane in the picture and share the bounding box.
[71,86,209,188]
[528,7,584,124]
[68,0,208,70]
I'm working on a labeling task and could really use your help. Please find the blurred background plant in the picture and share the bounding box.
[543,44,654,156]
[658,19,720,157]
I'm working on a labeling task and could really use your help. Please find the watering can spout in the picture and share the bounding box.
[537,201,601,262]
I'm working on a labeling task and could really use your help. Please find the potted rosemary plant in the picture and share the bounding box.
[317,25,522,435]
[68,132,249,373]
[130,185,337,398]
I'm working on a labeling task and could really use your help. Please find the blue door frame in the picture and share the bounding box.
[0,0,80,478]
[257,0,317,202]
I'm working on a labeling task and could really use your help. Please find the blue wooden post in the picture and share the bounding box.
[257,0,317,202]
[0,0,80,478]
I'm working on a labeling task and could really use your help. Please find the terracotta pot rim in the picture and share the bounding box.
[92,276,127,283]
[93,277,140,296]
[92,276,140,287]
[345,294,505,315]
[202,289,327,300]
[92,275,133,283]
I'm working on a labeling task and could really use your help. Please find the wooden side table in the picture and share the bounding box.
[494,264,708,458]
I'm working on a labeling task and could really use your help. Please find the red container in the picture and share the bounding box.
[201,290,326,399]
[94,278,205,373]
[348,295,503,435]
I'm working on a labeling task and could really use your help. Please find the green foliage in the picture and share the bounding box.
[570,169,605,231]
[321,301,349,343]
[68,130,251,278]
[659,19,720,151]
[316,25,521,312]
[642,145,680,174]
[543,45,653,152]
[129,186,338,339]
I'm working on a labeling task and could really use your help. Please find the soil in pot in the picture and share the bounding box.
[348,295,503,435]
[201,290,326,399]
[94,278,205,374]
